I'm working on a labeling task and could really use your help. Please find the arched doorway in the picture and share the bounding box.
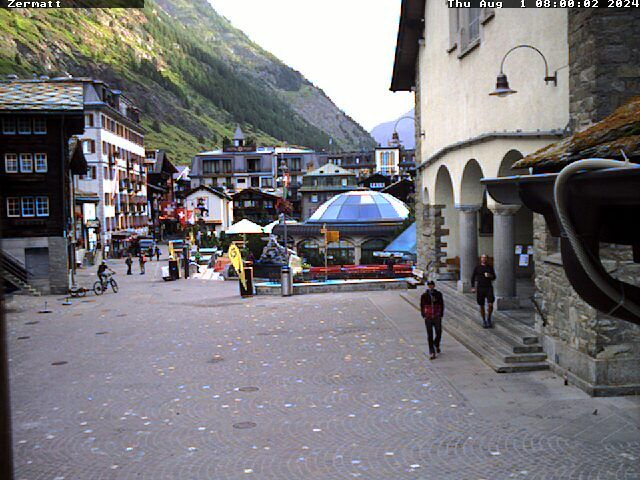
[298,239,323,267]
[361,238,389,265]
[434,165,458,278]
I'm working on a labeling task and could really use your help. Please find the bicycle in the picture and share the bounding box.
[93,272,119,295]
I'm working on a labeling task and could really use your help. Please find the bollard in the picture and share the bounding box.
[281,266,293,297]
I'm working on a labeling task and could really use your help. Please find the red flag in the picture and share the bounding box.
[177,208,187,227]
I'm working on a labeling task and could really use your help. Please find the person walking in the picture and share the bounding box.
[155,246,161,262]
[386,256,396,277]
[420,280,445,360]
[139,253,146,275]
[471,254,497,328]
[125,254,133,275]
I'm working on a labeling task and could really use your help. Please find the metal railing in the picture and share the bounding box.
[0,250,30,284]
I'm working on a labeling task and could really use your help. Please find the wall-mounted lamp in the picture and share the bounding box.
[490,44,558,97]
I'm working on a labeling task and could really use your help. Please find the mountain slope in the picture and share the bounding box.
[371,109,415,149]
[0,1,375,162]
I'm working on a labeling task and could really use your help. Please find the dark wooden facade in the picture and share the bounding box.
[0,112,85,239]
[359,173,392,191]
[232,188,279,225]
[146,150,178,239]
[382,179,415,206]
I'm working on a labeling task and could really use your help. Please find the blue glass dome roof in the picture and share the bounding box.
[308,190,410,223]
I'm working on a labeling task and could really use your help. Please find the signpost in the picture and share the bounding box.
[320,224,339,281]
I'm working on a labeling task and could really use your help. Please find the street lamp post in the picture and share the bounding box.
[280,156,290,263]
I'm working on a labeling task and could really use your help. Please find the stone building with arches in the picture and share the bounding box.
[393,4,569,307]
[392,3,640,394]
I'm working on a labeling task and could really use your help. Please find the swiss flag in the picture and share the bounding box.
[177,208,187,226]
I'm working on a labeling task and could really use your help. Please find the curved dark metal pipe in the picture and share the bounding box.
[560,237,640,325]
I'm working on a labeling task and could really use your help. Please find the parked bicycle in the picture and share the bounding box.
[93,272,119,295]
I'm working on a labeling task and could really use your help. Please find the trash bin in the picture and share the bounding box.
[239,264,254,298]
[281,265,293,297]
[168,259,180,280]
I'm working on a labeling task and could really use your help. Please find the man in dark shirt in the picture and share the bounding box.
[471,254,496,328]
[97,261,113,284]
[420,280,445,360]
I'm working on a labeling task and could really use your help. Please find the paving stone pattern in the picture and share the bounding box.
[6,259,640,479]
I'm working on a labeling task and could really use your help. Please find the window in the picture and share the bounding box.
[311,194,318,203]
[341,178,348,187]
[21,197,35,217]
[85,114,94,127]
[104,193,111,206]
[36,197,49,217]
[247,158,260,173]
[20,154,33,173]
[261,177,273,188]
[35,153,47,173]
[83,139,96,154]
[237,178,246,184]
[33,118,47,134]
[17,118,31,134]
[102,141,108,155]
[6,197,20,217]
[451,8,484,55]
[4,154,18,173]
[448,8,460,52]
[202,160,215,175]
[467,8,481,45]
[83,166,96,180]
[2,118,16,134]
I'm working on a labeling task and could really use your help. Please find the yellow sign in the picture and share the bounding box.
[228,244,247,290]
[327,231,339,243]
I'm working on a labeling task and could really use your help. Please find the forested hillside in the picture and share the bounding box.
[0,0,375,162]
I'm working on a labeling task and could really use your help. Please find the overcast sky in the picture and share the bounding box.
[208,0,414,132]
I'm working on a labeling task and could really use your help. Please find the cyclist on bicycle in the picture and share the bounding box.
[97,261,114,285]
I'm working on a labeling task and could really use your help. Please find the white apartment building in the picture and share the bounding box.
[75,80,147,249]
[375,147,400,176]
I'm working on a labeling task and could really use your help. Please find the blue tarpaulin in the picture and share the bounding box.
[384,222,416,256]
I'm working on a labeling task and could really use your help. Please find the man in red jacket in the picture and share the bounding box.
[420,280,445,360]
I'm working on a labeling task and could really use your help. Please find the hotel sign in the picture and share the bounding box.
[223,145,256,153]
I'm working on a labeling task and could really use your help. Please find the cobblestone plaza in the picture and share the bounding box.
[6,260,640,479]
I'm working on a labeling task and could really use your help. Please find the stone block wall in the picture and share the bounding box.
[569,9,640,131]
[416,202,443,281]
[533,214,640,395]
[1,236,69,295]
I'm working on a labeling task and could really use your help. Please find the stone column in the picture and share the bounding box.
[456,205,481,292]
[354,244,361,266]
[491,205,520,310]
